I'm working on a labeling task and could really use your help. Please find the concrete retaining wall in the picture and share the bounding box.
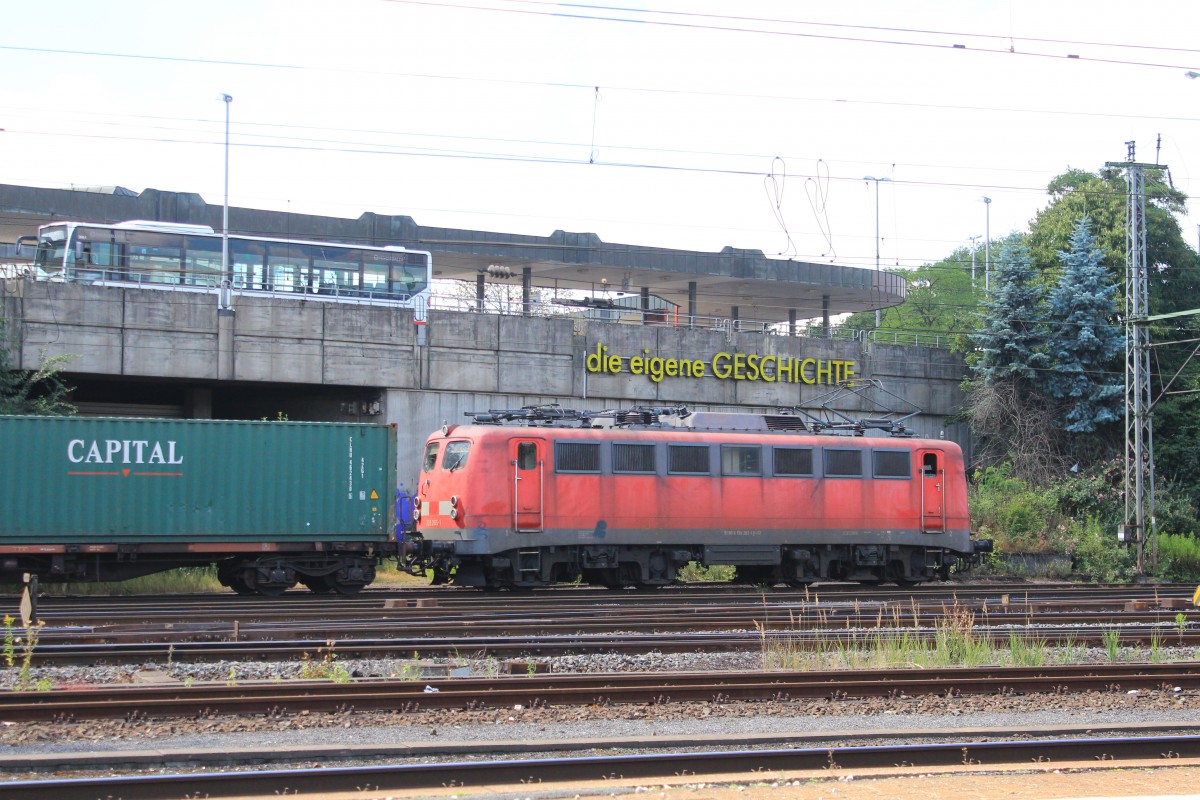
[2,277,972,482]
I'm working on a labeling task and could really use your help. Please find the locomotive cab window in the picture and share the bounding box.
[923,452,940,475]
[721,445,762,476]
[668,445,710,475]
[824,448,863,478]
[555,441,600,473]
[421,442,440,472]
[613,443,656,473]
[442,441,470,471]
[873,450,912,479]
[773,447,814,477]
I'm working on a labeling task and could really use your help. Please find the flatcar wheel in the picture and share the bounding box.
[330,578,365,596]
[301,575,334,594]
[225,572,257,595]
[256,582,291,597]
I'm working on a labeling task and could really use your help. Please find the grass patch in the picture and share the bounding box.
[1,559,433,597]
[677,562,735,582]
[0,567,225,597]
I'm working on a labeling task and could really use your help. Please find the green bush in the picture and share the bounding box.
[677,562,735,582]
[969,464,1067,553]
[1154,533,1200,582]
[1048,459,1123,529]
[1068,516,1133,583]
[1151,484,1200,539]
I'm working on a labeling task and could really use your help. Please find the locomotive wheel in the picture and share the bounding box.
[733,566,776,586]
[582,567,623,589]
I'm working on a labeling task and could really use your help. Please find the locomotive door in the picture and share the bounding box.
[918,450,945,532]
[511,438,544,533]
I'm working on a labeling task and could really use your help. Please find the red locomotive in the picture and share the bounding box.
[402,405,988,589]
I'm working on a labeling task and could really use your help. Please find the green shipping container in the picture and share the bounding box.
[0,416,398,543]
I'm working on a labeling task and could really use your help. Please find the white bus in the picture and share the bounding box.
[29,220,432,314]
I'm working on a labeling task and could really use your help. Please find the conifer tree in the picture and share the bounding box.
[972,234,1050,384]
[967,235,1059,480]
[1043,217,1123,433]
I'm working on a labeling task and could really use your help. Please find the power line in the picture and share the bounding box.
[387,0,1200,72]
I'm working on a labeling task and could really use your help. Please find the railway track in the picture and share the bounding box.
[15,623,1200,667]
[5,732,1199,799]
[2,663,1197,722]
[3,582,1194,665]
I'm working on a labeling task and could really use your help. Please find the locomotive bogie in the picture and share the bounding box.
[409,417,980,589]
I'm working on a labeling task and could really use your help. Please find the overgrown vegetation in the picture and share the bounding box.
[758,601,1187,671]
[844,162,1200,582]
[968,459,1200,582]
[0,317,77,416]
[0,567,226,597]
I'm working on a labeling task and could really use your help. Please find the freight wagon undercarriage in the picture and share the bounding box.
[404,537,987,589]
[0,543,398,596]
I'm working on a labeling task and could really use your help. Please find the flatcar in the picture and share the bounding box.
[402,405,990,589]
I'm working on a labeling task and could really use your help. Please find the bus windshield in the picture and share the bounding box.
[34,225,68,273]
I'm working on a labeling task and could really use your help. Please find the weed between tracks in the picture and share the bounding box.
[2,614,51,692]
[756,598,1190,671]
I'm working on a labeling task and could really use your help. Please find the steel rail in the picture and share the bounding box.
[17,624,1200,666]
[4,734,1199,800]
[2,663,1197,722]
[10,581,1197,619]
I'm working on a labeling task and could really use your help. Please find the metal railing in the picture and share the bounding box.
[3,267,952,349]
[426,294,952,348]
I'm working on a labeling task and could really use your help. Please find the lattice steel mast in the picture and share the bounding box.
[1106,142,1159,574]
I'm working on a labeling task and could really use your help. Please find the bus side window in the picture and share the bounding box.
[74,242,104,282]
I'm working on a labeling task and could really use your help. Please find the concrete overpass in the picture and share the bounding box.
[0,183,971,479]
[0,183,906,328]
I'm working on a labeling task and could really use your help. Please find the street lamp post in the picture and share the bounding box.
[968,235,981,284]
[864,176,891,327]
[221,93,233,308]
[982,196,992,293]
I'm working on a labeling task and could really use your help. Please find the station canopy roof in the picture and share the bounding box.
[421,229,906,324]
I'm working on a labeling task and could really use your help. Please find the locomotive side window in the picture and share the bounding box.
[442,441,471,471]
[923,452,939,475]
[555,442,601,473]
[773,447,814,476]
[613,443,656,473]
[516,442,538,470]
[668,445,710,475]
[873,450,912,479]
[824,448,863,477]
[421,442,440,472]
[721,445,762,476]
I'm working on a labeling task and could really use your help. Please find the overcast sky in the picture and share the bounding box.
[3,0,1198,284]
